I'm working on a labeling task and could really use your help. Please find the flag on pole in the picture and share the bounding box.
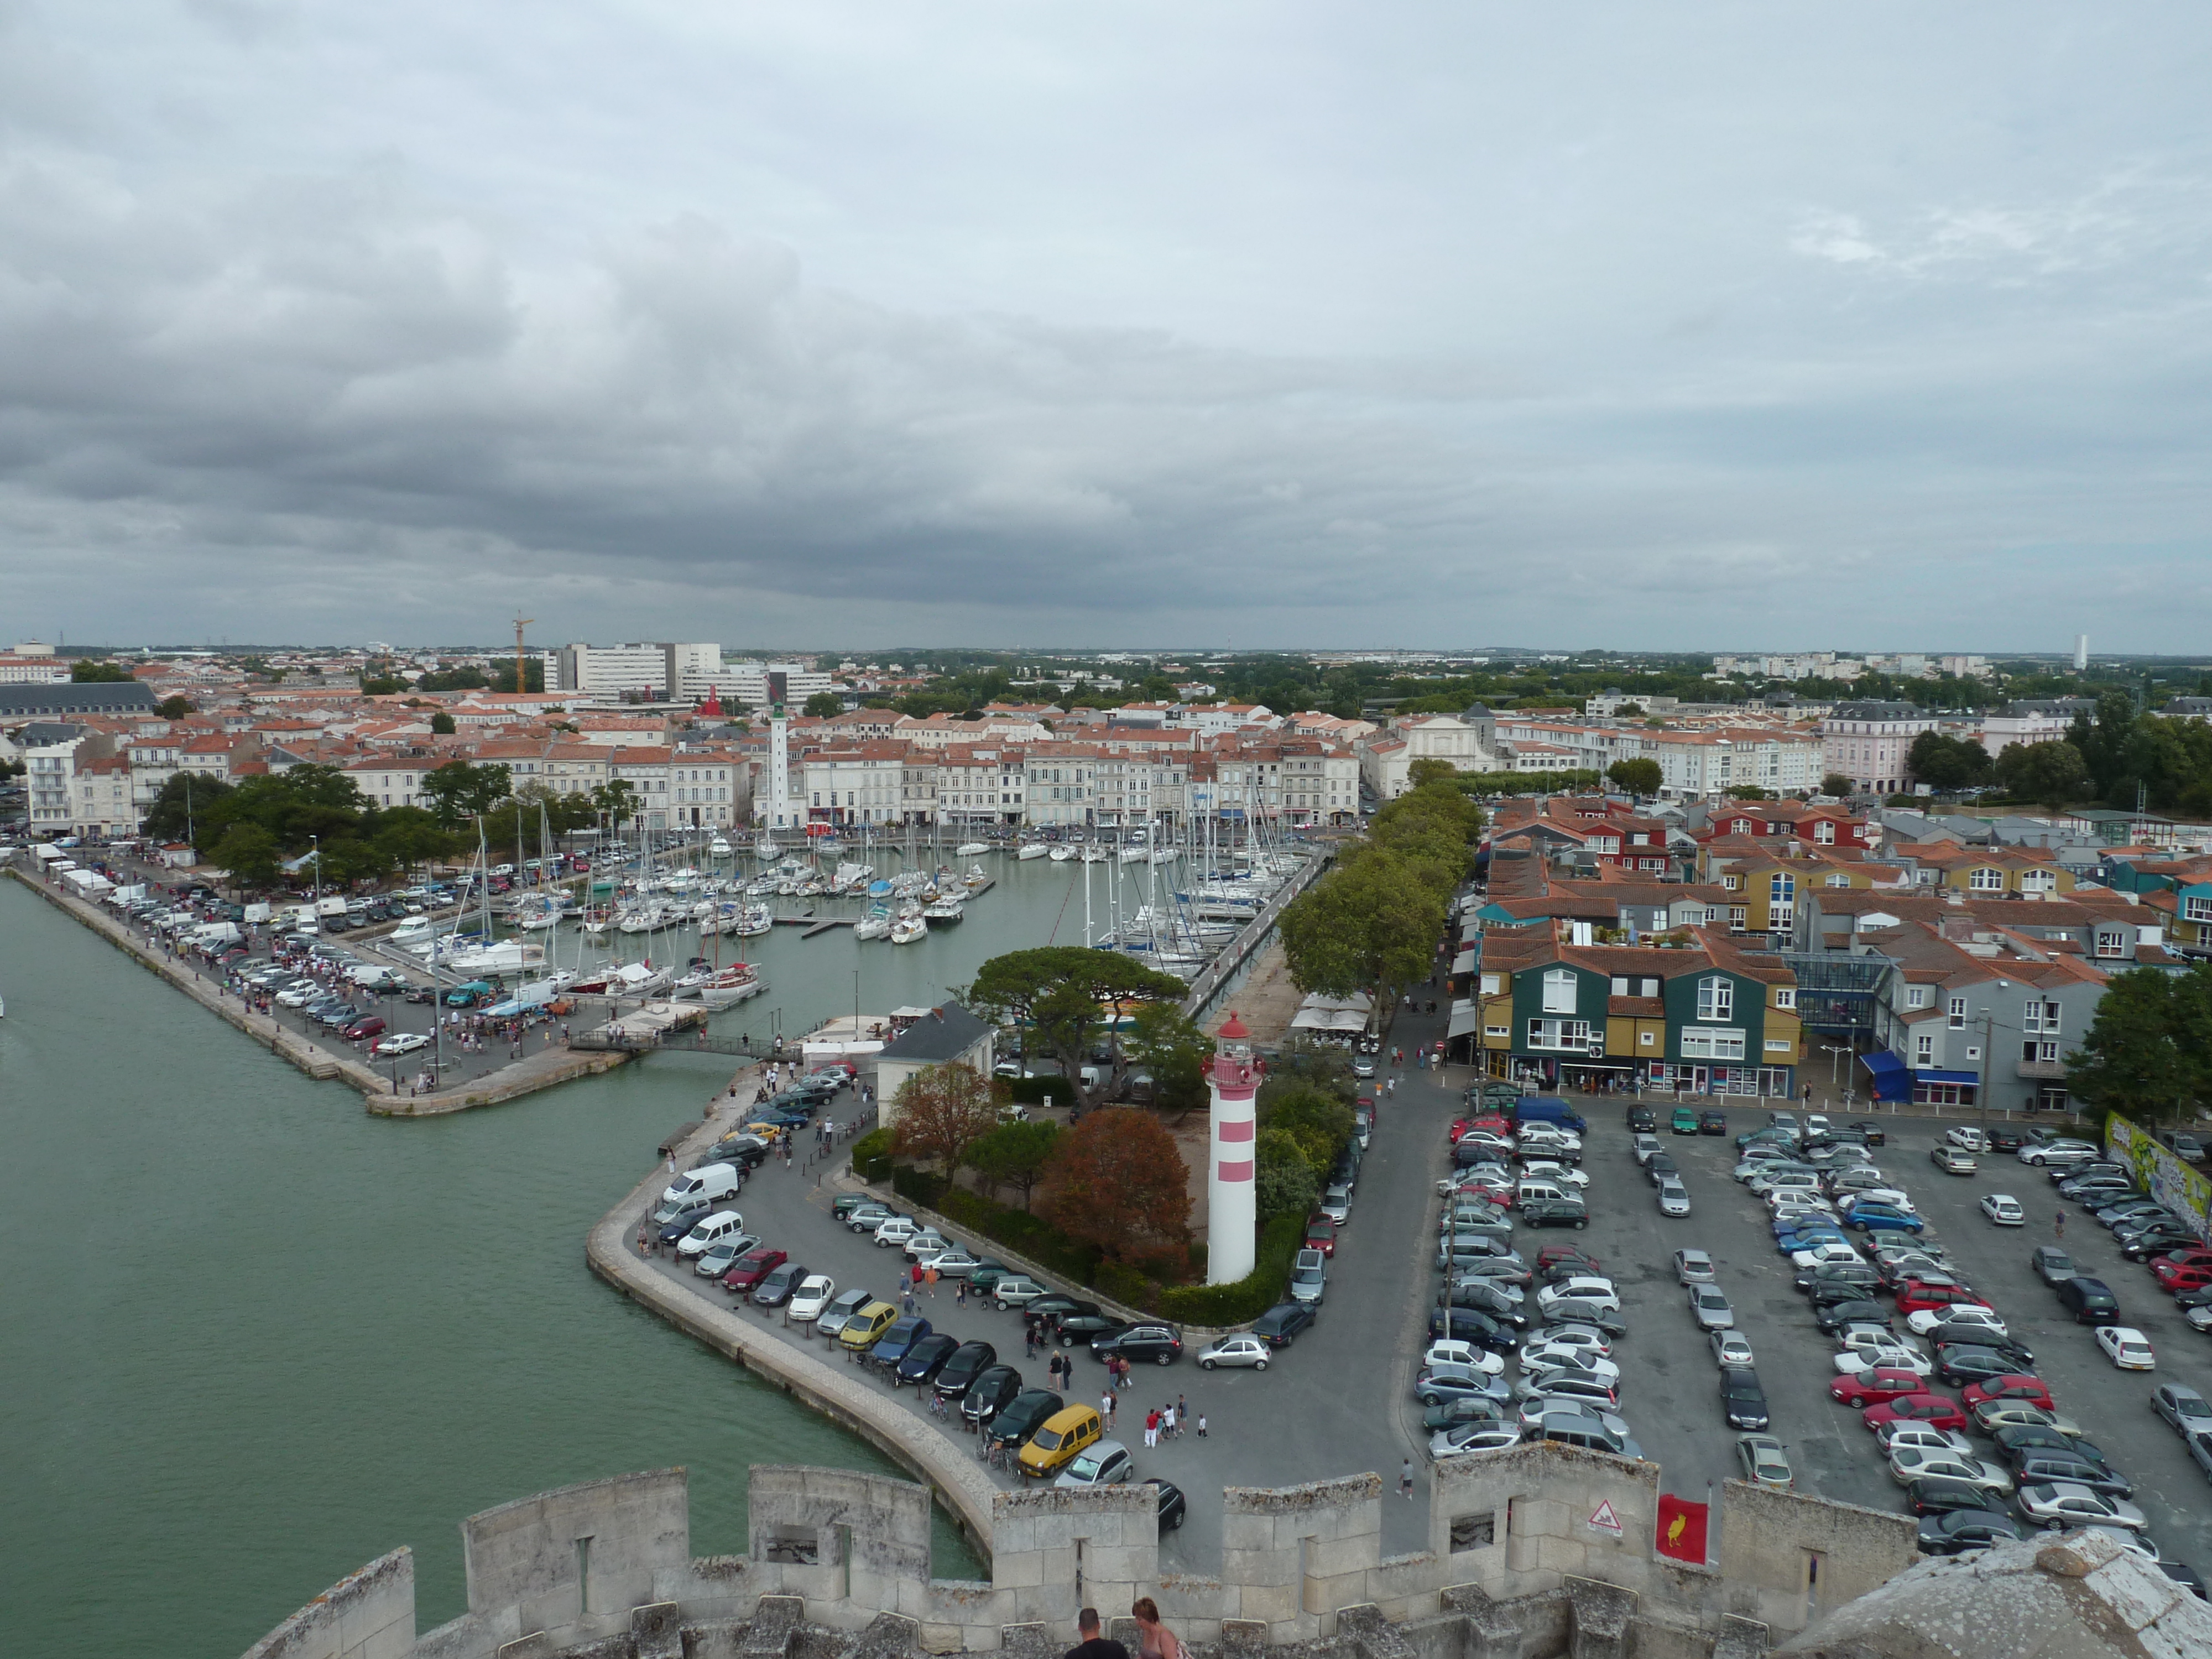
[1656,1494,1708,1563]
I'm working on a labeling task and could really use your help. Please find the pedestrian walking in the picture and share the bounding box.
[956,1277,967,1307]
[2056,1211,2066,1240]
[1196,1411,1207,1439]
[1025,1325,1039,1360]
[1400,1459,1415,1500]
[925,1265,940,1297]
[1102,1390,1115,1427]
[1144,1408,1160,1449]
[1175,1393,1187,1436]
[1160,1402,1176,1439]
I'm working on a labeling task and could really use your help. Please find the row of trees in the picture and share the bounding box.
[1900,693,2212,813]
[1278,761,1483,1005]
[889,1063,1193,1274]
[140,758,644,890]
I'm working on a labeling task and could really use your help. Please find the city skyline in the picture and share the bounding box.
[3,6,2209,648]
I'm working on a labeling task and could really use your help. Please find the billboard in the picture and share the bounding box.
[2103,1114,2212,1244]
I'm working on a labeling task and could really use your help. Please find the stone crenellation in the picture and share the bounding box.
[242,1449,1921,1659]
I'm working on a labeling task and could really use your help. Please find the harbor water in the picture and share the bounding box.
[0,852,1178,1658]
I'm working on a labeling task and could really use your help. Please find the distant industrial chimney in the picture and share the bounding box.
[2074,634,2089,671]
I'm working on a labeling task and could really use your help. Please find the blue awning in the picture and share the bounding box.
[1861,1050,1911,1102]
[1914,1068,1980,1086]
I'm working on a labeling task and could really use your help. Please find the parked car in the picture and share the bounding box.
[1674,1249,1717,1285]
[1689,1285,1736,1331]
[1251,1302,1316,1348]
[1699,1110,1729,1135]
[1092,1324,1183,1367]
[752,1260,809,1308]
[985,1388,1066,1452]
[1917,1509,2022,1556]
[2094,1326,2157,1370]
[1288,1249,1328,1305]
[2016,1483,2148,1531]
[1979,1193,2026,1227]
[932,1340,999,1399]
[992,1276,1049,1309]
[1864,1394,1971,1434]
[1736,1434,1793,1490]
[1720,1368,1770,1430]
[895,1332,961,1387]
[961,1365,1027,1427]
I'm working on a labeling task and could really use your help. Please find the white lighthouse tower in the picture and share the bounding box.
[768,702,794,832]
[1206,1010,1261,1284]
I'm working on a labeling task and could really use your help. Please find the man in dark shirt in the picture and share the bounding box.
[1066,1606,1129,1659]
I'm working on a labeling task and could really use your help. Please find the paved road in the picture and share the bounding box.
[1577,1103,2212,1574]
[634,1004,1461,1573]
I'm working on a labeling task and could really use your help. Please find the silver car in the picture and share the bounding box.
[1689,1285,1735,1331]
[1427,1422,1522,1459]
[2016,1482,2148,1531]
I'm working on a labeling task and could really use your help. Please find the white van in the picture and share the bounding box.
[661,1162,743,1209]
[315,898,348,919]
[191,921,243,949]
[1517,1179,1570,1209]
[242,902,273,925]
[678,1209,748,1258]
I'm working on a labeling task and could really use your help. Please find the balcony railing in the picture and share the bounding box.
[2016,1059,2069,1080]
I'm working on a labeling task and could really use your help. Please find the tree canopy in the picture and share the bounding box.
[1279,776,1481,1001]
[1906,731,1994,791]
[1606,757,1662,796]
[889,1061,1003,1176]
[802,691,846,717]
[70,658,134,682]
[1042,1106,1192,1272]
[962,947,1187,1104]
[2068,964,2212,1126]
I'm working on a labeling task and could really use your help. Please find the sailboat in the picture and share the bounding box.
[954,841,991,856]
[889,912,927,945]
[1018,842,1051,861]
[1048,844,1075,862]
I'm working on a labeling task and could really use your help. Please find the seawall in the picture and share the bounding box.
[584,1104,1000,1563]
[3,865,633,1112]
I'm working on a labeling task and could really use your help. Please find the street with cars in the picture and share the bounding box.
[640,999,2212,1589]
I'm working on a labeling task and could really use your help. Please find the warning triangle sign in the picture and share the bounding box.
[1586,1499,1624,1536]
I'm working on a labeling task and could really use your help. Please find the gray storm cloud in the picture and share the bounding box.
[0,2,2208,647]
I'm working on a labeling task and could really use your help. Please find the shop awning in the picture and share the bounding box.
[1861,1050,1911,1102]
[1914,1068,1980,1086]
[1452,946,1477,975]
[1447,1000,1482,1039]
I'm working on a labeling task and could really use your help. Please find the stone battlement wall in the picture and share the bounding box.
[243,1449,1917,1659]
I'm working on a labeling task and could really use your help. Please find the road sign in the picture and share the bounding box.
[1586,1499,1624,1537]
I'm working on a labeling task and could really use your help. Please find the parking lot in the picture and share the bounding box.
[1571,1103,2212,1574]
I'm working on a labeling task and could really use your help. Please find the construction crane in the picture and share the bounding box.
[513,614,534,695]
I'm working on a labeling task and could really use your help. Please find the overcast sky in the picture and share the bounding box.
[3,3,2209,653]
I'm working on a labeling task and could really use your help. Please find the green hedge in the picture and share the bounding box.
[1154,1213,1305,1325]
[880,1162,1295,1327]
[853,1126,894,1183]
[1001,1075,1068,1105]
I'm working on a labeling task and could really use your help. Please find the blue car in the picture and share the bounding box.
[870,1315,933,1369]
[1845,1204,1924,1234]
[1775,1223,1846,1251]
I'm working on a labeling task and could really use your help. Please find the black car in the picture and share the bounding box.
[1055,1306,1124,1344]
[1993,1426,2105,1465]
[1795,1262,1882,1294]
[1429,1307,1517,1349]
[1809,1277,1889,1310]
[710,1136,772,1171]
[1251,1302,1316,1348]
[1815,1299,1893,1334]
[1905,1477,1998,1518]
[1934,1332,2034,1369]
[985,1388,1064,1450]
[2120,1224,2200,1260]
[751,1261,808,1308]
[1699,1111,1728,1135]
[1645,1154,1679,1186]
[1917,1509,2022,1555]
[1144,1478,1187,1532]
[1720,1367,1770,1430]
[1626,1106,1657,1133]
[894,1331,961,1387]
[1933,1345,2024,1387]
[933,1341,999,1399]
[1091,1324,1183,1366]
[1521,1198,1590,1230]
[1022,1295,1093,1331]
[966,1259,1013,1292]
[1448,1282,1530,1326]
[2160,1563,2209,1601]
[1849,1120,1888,1147]
[1987,1130,2029,1154]
[2013,1454,2133,1499]
[656,1203,712,1246]
[960,1364,1025,1425]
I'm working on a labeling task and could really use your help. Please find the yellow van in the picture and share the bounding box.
[838,1300,899,1352]
[1018,1404,1102,1478]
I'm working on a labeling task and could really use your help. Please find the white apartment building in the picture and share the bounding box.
[342,758,437,810]
[1975,700,2094,759]
[23,726,113,832]
[1023,745,1103,828]
[933,745,1026,826]
[1358,714,1511,800]
[720,660,834,712]
[800,744,907,826]
[550,643,727,703]
[0,643,70,684]
[1820,701,1942,796]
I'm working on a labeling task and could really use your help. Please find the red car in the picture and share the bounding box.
[1830,1367,1928,1407]
[1861,1393,1970,1433]
[2153,1260,2212,1292]
[1895,1281,1991,1317]
[1304,1217,1338,1258]
[1536,1245,1603,1273]
[1962,1374,2053,1411]
[2153,1246,2212,1272]
[721,1246,786,1294]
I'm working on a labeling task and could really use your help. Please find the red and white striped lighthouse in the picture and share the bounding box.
[1206,1010,1261,1284]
